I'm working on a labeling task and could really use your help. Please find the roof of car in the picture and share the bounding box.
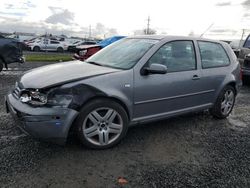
[127,35,224,44]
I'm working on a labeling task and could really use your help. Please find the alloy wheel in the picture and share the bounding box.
[82,107,123,146]
[221,89,235,115]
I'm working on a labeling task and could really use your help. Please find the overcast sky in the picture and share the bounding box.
[1,0,250,40]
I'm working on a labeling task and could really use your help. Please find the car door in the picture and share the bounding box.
[48,40,60,51]
[40,39,48,51]
[133,40,211,121]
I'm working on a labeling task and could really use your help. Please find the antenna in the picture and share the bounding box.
[200,23,214,37]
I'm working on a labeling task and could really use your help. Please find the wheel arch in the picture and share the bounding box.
[212,79,237,106]
[78,96,131,121]
[33,46,40,51]
[56,46,64,52]
[227,81,237,93]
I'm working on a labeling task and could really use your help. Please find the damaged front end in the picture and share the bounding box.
[6,81,106,144]
[16,82,105,111]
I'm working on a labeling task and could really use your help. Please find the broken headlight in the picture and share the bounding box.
[46,87,74,107]
[47,94,73,107]
[20,90,47,106]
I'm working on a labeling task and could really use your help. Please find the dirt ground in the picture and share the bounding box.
[0,62,250,188]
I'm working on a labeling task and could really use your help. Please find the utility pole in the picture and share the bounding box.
[239,29,245,49]
[89,25,92,39]
[146,16,150,35]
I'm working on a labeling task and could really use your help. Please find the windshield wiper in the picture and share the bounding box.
[85,61,103,66]
[85,61,125,70]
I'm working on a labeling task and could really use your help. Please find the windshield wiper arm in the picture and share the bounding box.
[86,61,103,66]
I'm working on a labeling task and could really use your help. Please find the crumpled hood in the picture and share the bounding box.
[19,60,120,89]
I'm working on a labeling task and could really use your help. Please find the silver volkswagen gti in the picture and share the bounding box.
[6,35,241,149]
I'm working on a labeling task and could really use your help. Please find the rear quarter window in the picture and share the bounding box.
[198,41,230,69]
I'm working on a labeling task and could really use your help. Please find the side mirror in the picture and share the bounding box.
[142,64,167,75]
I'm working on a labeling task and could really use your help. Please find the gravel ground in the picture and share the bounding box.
[0,62,250,188]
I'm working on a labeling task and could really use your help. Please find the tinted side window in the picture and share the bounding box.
[148,41,196,72]
[44,39,49,44]
[51,41,60,44]
[198,41,230,68]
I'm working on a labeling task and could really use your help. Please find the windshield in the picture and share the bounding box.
[73,41,80,44]
[86,38,158,69]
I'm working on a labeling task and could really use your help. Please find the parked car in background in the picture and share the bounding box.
[98,36,126,48]
[73,45,102,61]
[26,38,68,52]
[0,35,24,72]
[73,36,126,61]
[238,34,250,84]
[6,36,241,149]
[241,54,250,85]
[68,41,97,52]
[229,39,244,58]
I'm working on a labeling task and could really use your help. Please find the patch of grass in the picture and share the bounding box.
[25,54,73,62]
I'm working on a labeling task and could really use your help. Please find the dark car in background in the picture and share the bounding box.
[238,34,250,84]
[73,36,125,61]
[6,36,241,149]
[0,35,24,72]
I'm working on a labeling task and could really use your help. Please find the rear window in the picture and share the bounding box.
[198,41,230,69]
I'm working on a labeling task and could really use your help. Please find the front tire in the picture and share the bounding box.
[75,99,129,149]
[57,47,64,53]
[33,46,40,52]
[210,85,236,119]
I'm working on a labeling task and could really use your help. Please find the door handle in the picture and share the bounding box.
[192,75,200,80]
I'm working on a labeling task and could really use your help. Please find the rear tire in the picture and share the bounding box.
[57,47,64,53]
[242,75,250,85]
[33,46,40,52]
[210,85,236,119]
[75,99,129,149]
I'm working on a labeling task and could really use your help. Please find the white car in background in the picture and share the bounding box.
[27,38,68,52]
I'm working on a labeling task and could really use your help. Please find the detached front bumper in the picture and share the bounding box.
[5,93,78,145]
